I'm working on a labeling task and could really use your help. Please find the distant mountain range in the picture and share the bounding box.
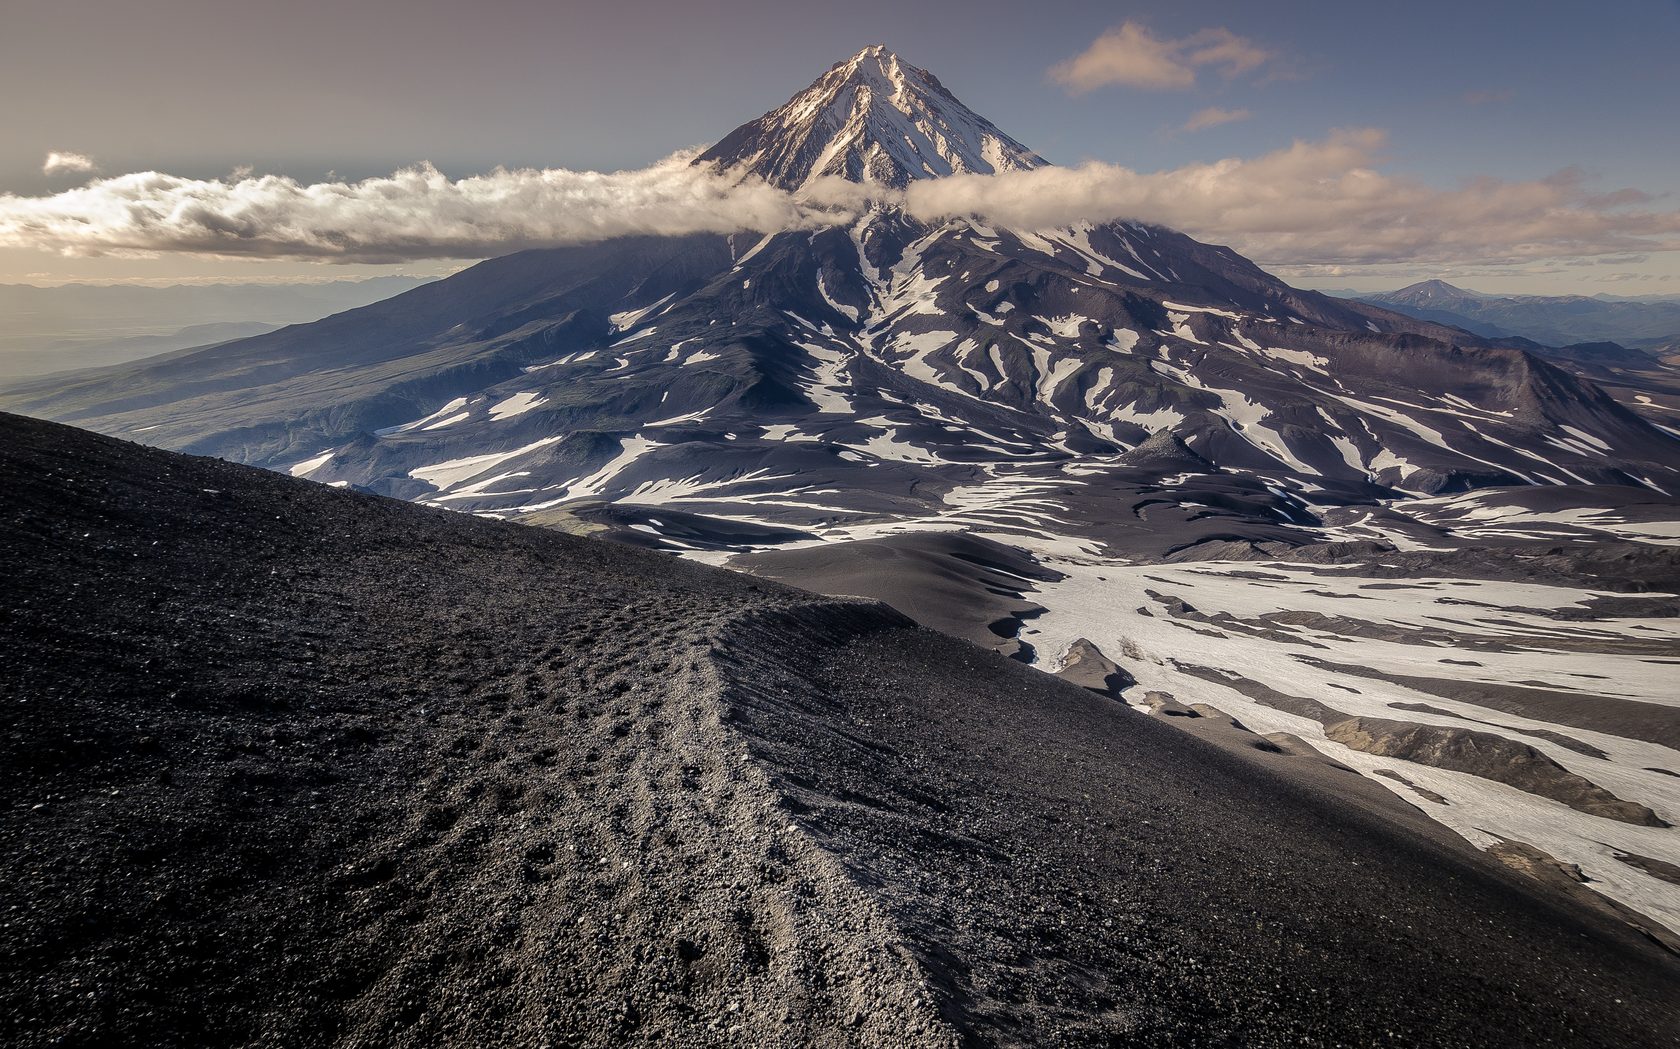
[1356,279,1680,350]
[0,276,436,378]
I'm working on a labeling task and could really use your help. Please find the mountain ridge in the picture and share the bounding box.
[1364,278,1680,346]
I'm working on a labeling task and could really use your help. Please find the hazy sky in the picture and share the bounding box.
[3,0,1678,294]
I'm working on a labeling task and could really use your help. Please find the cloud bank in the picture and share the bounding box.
[0,153,853,264]
[3,134,1677,272]
[900,129,1680,267]
[1049,22,1275,92]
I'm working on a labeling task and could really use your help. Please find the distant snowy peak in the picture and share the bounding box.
[696,44,1046,190]
[1382,279,1493,307]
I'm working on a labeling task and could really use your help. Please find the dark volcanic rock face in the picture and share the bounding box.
[1323,717,1667,827]
[1053,637,1136,697]
[4,412,1680,1046]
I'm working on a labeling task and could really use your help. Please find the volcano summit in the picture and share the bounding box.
[697,44,1047,189]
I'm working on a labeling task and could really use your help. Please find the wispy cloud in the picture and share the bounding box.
[1181,106,1252,133]
[1591,271,1676,284]
[3,135,1677,273]
[42,151,96,177]
[1050,22,1275,93]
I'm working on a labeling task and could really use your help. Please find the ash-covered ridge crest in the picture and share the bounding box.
[696,44,1046,190]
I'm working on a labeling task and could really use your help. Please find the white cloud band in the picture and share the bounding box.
[2,134,1676,272]
[0,152,849,264]
[900,129,1680,266]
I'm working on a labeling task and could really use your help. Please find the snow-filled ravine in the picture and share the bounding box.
[1010,553,1680,934]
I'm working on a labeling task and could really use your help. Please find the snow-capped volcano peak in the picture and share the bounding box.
[696,44,1046,190]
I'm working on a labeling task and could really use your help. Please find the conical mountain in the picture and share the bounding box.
[1117,429,1216,472]
[1375,279,1492,307]
[696,44,1045,190]
[4,45,1677,552]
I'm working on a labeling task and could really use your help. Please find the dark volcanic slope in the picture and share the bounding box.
[0,415,937,1048]
[735,532,1062,661]
[3,412,1678,1049]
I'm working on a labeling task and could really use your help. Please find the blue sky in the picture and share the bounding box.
[3,0,1677,292]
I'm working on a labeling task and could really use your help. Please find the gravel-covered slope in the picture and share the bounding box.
[719,615,1680,1047]
[0,412,945,1048]
[2,411,1677,1047]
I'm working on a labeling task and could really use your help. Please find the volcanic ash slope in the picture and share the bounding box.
[1,412,1677,1048]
